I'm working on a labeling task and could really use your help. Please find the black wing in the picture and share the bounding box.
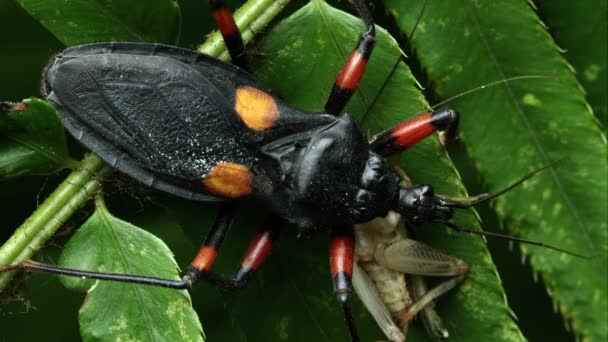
[43,42,270,201]
[43,42,335,201]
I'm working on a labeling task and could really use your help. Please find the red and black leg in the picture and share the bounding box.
[324,0,376,116]
[321,0,460,148]
[188,214,280,290]
[182,203,236,287]
[209,0,249,71]
[369,107,460,156]
[330,224,359,342]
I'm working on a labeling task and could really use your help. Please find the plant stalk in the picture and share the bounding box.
[0,154,110,289]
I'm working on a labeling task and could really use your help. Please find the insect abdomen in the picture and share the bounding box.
[359,260,412,322]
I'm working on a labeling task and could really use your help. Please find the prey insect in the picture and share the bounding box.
[355,213,464,342]
[353,170,468,342]
[0,0,586,341]
[352,164,578,341]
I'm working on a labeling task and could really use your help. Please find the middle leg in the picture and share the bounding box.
[184,208,280,289]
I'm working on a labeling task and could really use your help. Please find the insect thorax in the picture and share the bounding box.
[259,115,400,235]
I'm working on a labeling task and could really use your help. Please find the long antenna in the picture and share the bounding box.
[438,221,589,259]
[430,75,555,110]
[403,0,429,52]
[360,0,429,124]
[437,161,560,208]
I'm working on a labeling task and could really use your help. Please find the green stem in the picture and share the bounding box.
[198,0,290,60]
[0,0,291,292]
[0,154,110,290]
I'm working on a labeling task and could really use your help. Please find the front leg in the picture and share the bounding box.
[330,224,360,342]
[369,108,459,157]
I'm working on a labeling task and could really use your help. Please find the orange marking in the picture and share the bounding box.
[330,235,354,278]
[192,246,218,271]
[234,86,280,131]
[203,162,253,198]
[335,50,367,90]
[391,112,436,148]
[213,7,238,36]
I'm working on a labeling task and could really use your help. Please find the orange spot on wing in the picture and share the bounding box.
[203,162,253,198]
[235,86,280,131]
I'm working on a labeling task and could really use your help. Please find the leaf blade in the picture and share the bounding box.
[59,199,204,342]
[534,0,607,128]
[15,0,181,45]
[385,0,608,340]
[0,98,76,179]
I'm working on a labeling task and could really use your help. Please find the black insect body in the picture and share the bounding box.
[44,42,424,234]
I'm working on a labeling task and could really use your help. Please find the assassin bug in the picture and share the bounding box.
[0,0,592,342]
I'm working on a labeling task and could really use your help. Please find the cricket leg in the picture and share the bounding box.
[376,238,469,327]
[408,274,450,339]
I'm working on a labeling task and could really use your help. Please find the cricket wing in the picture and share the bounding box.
[381,239,467,277]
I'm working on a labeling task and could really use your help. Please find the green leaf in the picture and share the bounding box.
[385,0,608,340]
[128,200,249,342]
[251,1,523,341]
[0,98,76,179]
[58,198,203,342]
[15,0,182,45]
[534,0,607,128]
